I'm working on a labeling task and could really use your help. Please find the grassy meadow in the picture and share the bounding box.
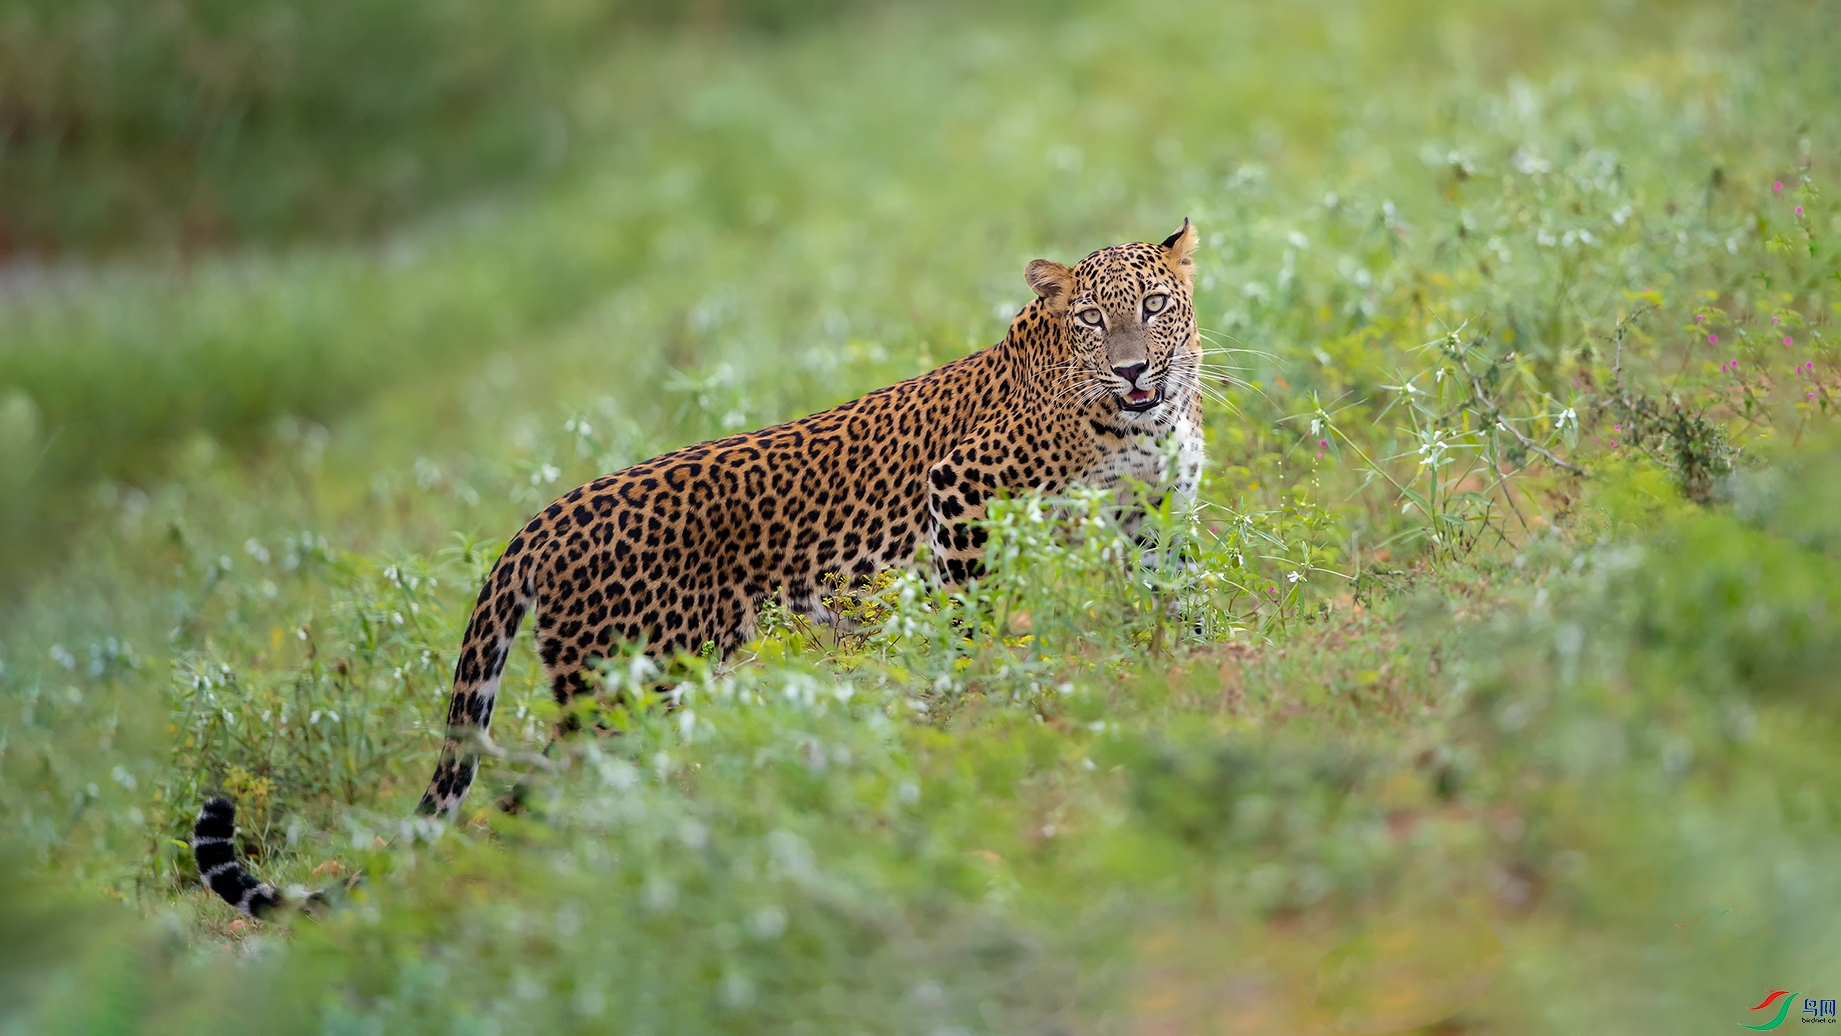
[3,0,1840,1031]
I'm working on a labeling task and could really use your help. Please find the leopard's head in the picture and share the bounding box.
[1025,219,1200,421]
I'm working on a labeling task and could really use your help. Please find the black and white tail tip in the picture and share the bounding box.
[191,797,285,918]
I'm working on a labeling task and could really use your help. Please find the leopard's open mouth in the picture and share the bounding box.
[1119,387,1163,412]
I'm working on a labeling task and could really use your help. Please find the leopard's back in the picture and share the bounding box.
[525,347,1007,679]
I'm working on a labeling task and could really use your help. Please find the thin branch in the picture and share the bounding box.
[1468,371,1587,475]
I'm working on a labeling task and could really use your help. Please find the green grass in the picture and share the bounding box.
[0,0,868,253]
[3,0,1840,1031]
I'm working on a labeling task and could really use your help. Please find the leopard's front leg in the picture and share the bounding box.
[925,427,1067,587]
[926,455,998,586]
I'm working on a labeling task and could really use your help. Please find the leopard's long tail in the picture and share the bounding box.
[191,542,535,912]
[417,536,537,817]
[191,797,285,917]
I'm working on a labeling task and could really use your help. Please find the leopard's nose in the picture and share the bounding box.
[1111,362,1148,386]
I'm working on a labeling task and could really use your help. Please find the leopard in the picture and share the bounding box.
[193,220,1206,917]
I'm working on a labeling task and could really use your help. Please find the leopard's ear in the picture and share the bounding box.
[1025,259,1075,308]
[1160,218,1198,282]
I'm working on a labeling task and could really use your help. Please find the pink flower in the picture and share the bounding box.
[1609,440,1619,448]
[1785,336,1794,346]
[1774,180,1784,192]
[1318,438,1329,448]
[1772,315,1780,324]
[1695,314,1705,322]
[1797,206,1806,216]
[1708,333,1719,344]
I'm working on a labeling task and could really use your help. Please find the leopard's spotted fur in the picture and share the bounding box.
[419,221,1205,814]
[193,223,1204,915]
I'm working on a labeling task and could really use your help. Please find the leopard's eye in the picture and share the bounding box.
[1143,293,1170,317]
[1077,309,1104,327]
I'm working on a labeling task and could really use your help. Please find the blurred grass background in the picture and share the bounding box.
[3,0,1840,1031]
[0,0,861,252]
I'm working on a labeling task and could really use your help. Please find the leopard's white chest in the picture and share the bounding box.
[1079,411,1205,515]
